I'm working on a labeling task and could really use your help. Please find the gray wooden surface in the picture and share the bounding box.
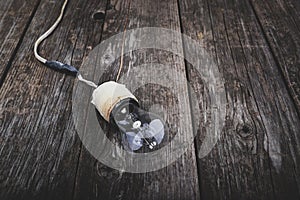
[0,0,299,199]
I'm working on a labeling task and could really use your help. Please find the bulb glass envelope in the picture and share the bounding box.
[92,81,165,151]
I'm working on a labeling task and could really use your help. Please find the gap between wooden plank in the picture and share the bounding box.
[71,0,109,199]
[0,0,107,199]
[176,0,204,199]
[248,0,300,118]
[177,0,300,199]
[0,0,42,88]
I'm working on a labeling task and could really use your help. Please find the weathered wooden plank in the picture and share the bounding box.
[0,0,40,85]
[250,0,300,114]
[73,0,200,199]
[179,0,300,199]
[0,0,106,199]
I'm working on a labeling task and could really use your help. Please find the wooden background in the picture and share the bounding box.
[0,0,300,199]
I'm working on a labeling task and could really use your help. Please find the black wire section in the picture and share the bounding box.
[45,60,79,77]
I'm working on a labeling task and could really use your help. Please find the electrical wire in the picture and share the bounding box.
[34,0,68,64]
[78,74,98,88]
[34,0,98,88]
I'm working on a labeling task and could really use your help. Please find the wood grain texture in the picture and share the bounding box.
[0,0,40,84]
[250,0,300,114]
[0,0,300,199]
[0,0,106,199]
[73,0,201,199]
[178,0,300,199]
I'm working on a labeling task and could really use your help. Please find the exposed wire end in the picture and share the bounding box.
[77,74,98,88]
[45,61,98,88]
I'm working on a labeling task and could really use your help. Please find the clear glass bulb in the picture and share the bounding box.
[109,98,165,151]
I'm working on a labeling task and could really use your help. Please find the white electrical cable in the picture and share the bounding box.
[34,0,98,88]
[34,0,69,64]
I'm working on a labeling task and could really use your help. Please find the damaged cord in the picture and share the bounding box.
[34,0,97,88]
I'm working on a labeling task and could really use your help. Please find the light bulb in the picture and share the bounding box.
[110,98,165,151]
[91,81,165,151]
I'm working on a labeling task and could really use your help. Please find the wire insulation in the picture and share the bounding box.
[34,0,98,88]
[34,0,68,63]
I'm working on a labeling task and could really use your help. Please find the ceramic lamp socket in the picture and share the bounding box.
[91,81,138,122]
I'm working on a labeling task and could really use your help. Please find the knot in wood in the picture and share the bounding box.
[236,123,254,139]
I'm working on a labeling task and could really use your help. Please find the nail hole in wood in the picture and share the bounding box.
[93,11,105,21]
